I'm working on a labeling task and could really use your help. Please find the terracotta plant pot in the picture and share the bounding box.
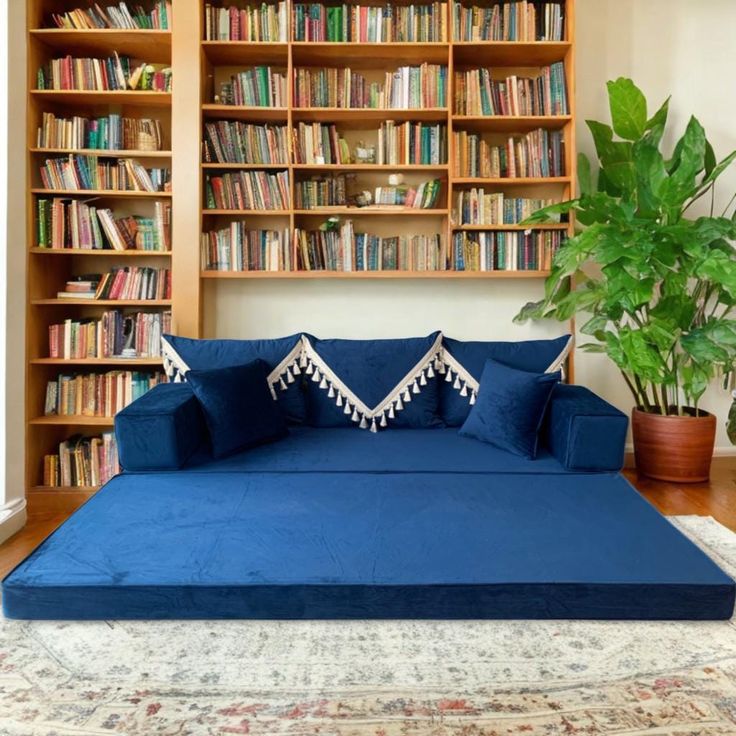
[632,408,716,483]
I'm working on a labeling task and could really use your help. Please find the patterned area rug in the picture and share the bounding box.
[2,515,736,735]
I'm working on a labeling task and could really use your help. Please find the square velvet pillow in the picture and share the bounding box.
[459,358,561,459]
[186,359,288,459]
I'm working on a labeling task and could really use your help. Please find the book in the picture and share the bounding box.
[57,274,101,299]
[39,154,171,192]
[43,433,120,488]
[37,112,164,151]
[453,128,564,178]
[204,170,291,210]
[215,67,287,107]
[453,1,564,41]
[203,121,289,164]
[45,370,165,418]
[201,224,292,271]
[377,121,447,165]
[293,123,350,165]
[453,191,557,225]
[204,2,287,41]
[454,62,568,116]
[49,2,171,30]
[37,198,170,251]
[292,2,447,42]
[451,229,565,271]
[37,54,172,92]
[48,310,171,359]
[93,266,172,300]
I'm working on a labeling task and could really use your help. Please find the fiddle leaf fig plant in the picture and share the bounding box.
[515,78,736,417]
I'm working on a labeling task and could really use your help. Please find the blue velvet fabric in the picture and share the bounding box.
[460,359,561,458]
[115,383,206,470]
[164,333,306,423]
[178,427,573,474]
[544,384,628,471]
[305,332,443,428]
[441,334,572,426]
[186,360,288,459]
[3,471,733,620]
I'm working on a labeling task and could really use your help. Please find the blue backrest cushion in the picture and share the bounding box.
[162,333,306,423]
[460,358,561,458]
[303,332,444,429]
[186,359,288,459]
[441,334,572,426]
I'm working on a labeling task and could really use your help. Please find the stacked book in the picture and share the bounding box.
[453,128,564,178]
[48,310,171,359]
[451,230,565,271]
[93,266,172,300]
[43,433,120,488]
[37,199,170,251]
[50,1,171,29]
[377,121,447,165]
[292,2,447,42]
[453,1,564,41]
[37,113,164,151]
[295,175,348,208]
[373,178,442,208]
[45,370,165,417]
[454,191,556,225]
[37,53,172,92]
[203,2,287,40]
[293,123,350,165]
[201,225,292,272]
[216,66,287,107]
[295,222,447,271]
[40,154,170,192]
[205,170,290,210]
[454,62,568,116]
[203,121,289,164]
[293,64,447,109]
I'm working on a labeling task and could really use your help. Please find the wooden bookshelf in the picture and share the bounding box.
[25,0,177,496]
[22,0,576,504]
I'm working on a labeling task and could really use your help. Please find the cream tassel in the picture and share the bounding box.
[351,408,360,423]
[379,412,387,427]
[395,397,403,412]
[370,418,377,433]
[403,388,412,403]
[359,415,369,429]
[336,393,343,407]
[420,371,427,386]
[279,378,287,391]
[312,368,322,383]
[327,384,335,398]
[388,405,396,419]
[319,376,328,389]
[412,379,420,394]
[344,401,351,415]
[460,382,468,397]
[469,391,477,405]
[292,361,301,375]
[286,367,294,383]
[300,352,308,368]
[174,372,182,383]
[427,365,435,379]
[445,369,453,383]
[453,375,461,390]
[305,361,314,375]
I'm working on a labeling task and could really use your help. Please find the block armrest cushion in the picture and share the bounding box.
[115,383,207,471]
[543,384,628,472]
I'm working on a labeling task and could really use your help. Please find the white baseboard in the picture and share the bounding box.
[0,498,27,545]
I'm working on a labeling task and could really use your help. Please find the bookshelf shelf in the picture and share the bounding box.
[201,41,288,65]
[201,270,552,280]
[201,104,288,122]
[293,208,448,216]
[452,224,569,231]
[30,90,172,106]
[29,415,115,426]
[31,189,172,198]
[451,115,572,132]
[291,42,450,66]
[29,29,172,61]
[30,148,172,158]
[202,209,290,216]
[201,163,289,170]
[31,299,172,306]
[31,358,163,366]
[452,41,572,66]
[291,108,449,125]
[293,164,448,172]
[452,177,573,186]
[30,248,172,256]
[30,485,100,494]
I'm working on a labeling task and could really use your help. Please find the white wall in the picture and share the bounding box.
[206,0,736,452]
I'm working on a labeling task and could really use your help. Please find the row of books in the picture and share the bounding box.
[292,2,447,42]
[453,1,564,41]
[453,192,555,225]
[296,223,446,271]
[454,62,567,116]
[204,2,288,41]
[451,229,564,271]
[217,67,287,107]
[57,268,172,301]
[293,123,349,165]
[205,170,291,210]
[49,1,171,30]
[292,64,447,109]
[37,198,171,251]
[295,175,349,208]
[378,121,447,165]
[37,113,165,152]
[453,128,564,178]
[203,121,289,164]
[201,226,292,272]
[37,54,172,92]
[48,310,171,359]
[39,154,170,192]
[45,371,165,418]
[43,433,120,488]
[373,179,442,207]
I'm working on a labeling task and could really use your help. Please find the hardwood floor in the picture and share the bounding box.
[1,457,735,578]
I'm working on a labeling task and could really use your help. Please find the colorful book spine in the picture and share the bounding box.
[50,1,171,29]
[451,230,565,271]
[204,170,291,210]
[43,433,120,488]
[377,121,447,165]
[453,192,556,225]
[216,67,287,107]
[203,121,289,164]
[204,2,288,41]
[39,155,171,192]
[453,1,564,41]
[37,113,164,151]
[201,225,293,271]
[293,123,350,165]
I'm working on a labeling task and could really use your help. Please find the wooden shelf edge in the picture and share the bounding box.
[29,415,115,426]
[31,357,163,365]
[31,189,172,197]
[30,148,172,157]
[30,248,171,255]
[201,270,551,279]
[31,299,172,306]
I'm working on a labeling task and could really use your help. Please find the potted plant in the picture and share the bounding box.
[516,78,736,482]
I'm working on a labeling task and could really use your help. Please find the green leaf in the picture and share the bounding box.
[658,116,707,210]
[644,96,670,147]
[704,139,717,178]
[607,78,648,141]
[578,153,593,196]
[586,119,614,159]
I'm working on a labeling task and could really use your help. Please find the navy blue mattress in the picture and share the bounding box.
[3,469,734,620]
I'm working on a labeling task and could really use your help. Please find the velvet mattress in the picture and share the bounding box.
[3,470,734,620]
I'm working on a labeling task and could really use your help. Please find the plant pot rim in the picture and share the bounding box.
[632,407,714,420]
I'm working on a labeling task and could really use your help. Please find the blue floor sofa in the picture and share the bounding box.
[3,331,734,620]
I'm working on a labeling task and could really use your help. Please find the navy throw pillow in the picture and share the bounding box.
[459,358,561,459]
[186,359,288,459]
[440,334,572,426]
